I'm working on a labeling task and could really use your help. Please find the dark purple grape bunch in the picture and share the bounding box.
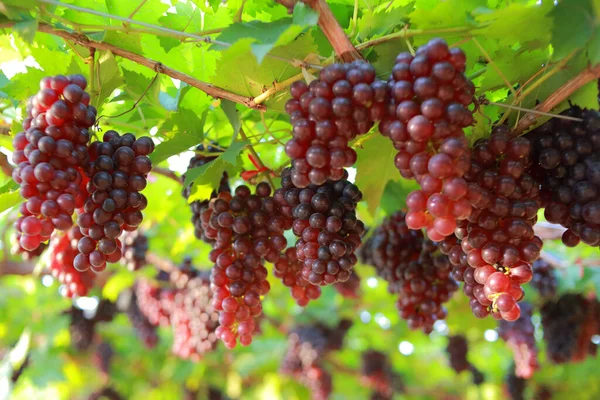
[276,167,365,285]
[12,74,96,252]
[526,106,600,248]
[361,211,424,293]
[446,335,484,384]
[182,143,230,243]
[360,350,403,398]
[285,61,387,188]
[74,131,154,273]
[531,258,557,298]
[120,288,159,349]
[121,231,149,271]
[273,247,322,306]
[67,305,96,352]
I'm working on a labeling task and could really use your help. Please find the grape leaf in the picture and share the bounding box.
[221,139,248,166]
[221,100,241,138]
[185,157,237,202]
[105,0,169,23]
[356,7,409,41]
[550,0,596,60]
[0,181,19,195]
[409,0,486,30]
[95,50,124,108]
[13,19,37,43]
[0,189,21,213]
[379,179,419,216]
[120,68,160,107]
[292,2,319,26]
[104,31,143,54]
[587,30,600,65]
[102,271,135,302]
[150,109,207,164]
[354,135,400,215]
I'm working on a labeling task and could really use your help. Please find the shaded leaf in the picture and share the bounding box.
[95,50,124,108]
[150,109,207,164]
[221,100,241,138]
[0,189,21,213]
[550,0,596,60]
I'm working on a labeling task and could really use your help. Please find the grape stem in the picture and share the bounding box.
[239,128,276,190]
[513,63,600,134]
[146,252,177,273]
[30,23,267,111]
[482,100,583,122]
[300,0,363,62]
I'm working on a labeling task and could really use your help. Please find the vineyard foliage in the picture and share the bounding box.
[0,0,599,399]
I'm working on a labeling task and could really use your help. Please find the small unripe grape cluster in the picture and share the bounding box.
[48,226,95,298]
[498,302,539,379]
[276,168,365,286]
[526,107,600,248]
[285,61,386,187]
[74,130,154,273]
[541,293,600,364]
[378,38,475,241]
[182,143,230,243]
[360,211,424,293]
[273,247,322,306]
[205,183,290,348]
[12,74,96,252]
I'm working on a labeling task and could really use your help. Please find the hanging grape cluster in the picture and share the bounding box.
[526,107,600,248]
[121,231,149,271]
[360,350,404,399]
[12,74,95,252]
[498,302,539,379]
[445,335,485,384]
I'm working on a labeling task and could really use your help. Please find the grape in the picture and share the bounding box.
[498,302,539,378]
[446,335,484,384]
[273,248,322,306]
[360,350,403,398]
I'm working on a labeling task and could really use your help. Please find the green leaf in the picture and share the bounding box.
[409,0,486,30]
[95,50,124,108]
[13,19,37,43]
[184,157,237,201]
[150,109,207,164]
[0,189,21,213]
[587,29,600,65]
[220,139,248,166]
[550,0,596,60]
[292,2,319,26]
[213,17,313,63]
[354,135,400,215]
[120,68,160,107]
[221,100,241,138]
[356,7,409,41]
[104,31,143,54]
[379,179,419,216]
[0,0,35,18]
[0,180,18,195]
[102,271,136,302]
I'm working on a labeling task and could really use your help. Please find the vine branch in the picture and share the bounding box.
[151,167,182,184]
[302,0,362,62]
[513,63,600,134]
[0,152,13,176]
[32,23,266,110]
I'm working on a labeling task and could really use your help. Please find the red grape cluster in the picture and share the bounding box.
[273,247,322,306]
[205,183,289,347]
[48,226,95,298]
[66,305,96,351]
[333,269,361,299]
[277,167,364,285]
[170,270,219,361]
[182,143,230,243]
[378,38,475,241]
[498,302,539,379]
[445,335,485,384]
[135,279,174,327]
[122,289,159,349]
[284,61,386,187]
[395,240,457,333]
[360,211,424,293]
[74,130,154,273]
[121,231,149,271]
[531,258,557,298]
[526,107,600,247]
[12,74,95,252]
[12,241,47,261]
[360,350,403,399]
[541,293,600,364]
[454,127,542,321]
[280,321,351,400]
[505,366,526,400]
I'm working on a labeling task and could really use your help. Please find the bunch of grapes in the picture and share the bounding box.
[273,247,322,306]
[445,335,484,384]
[541,293,600,364]
[66,306,96,351]
[121,231,149,271]
[378,38,475,241]
[285,62,386,187]
[360,350,403,399]
[182,143,230,243]
[280,321,351,400]
[456,127,542,321]
[120,289,159,349]
[12,241,47,261]
[73,131,154,273]
[505,365,526,400]
[170,270,220,361]
[135,279,174,327]
[48,226,95,298]
[531,259,557,298]
[360,211,423,293]
[276,168,364,285]
[88,387,123,400]
[93,341,114,377]
[333,269,361,299]
[205,183,288,347]
[498,302,539,379]
[526,107,600,247]
[12,74,96,252]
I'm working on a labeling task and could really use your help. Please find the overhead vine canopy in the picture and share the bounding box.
[0,0,599,399]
